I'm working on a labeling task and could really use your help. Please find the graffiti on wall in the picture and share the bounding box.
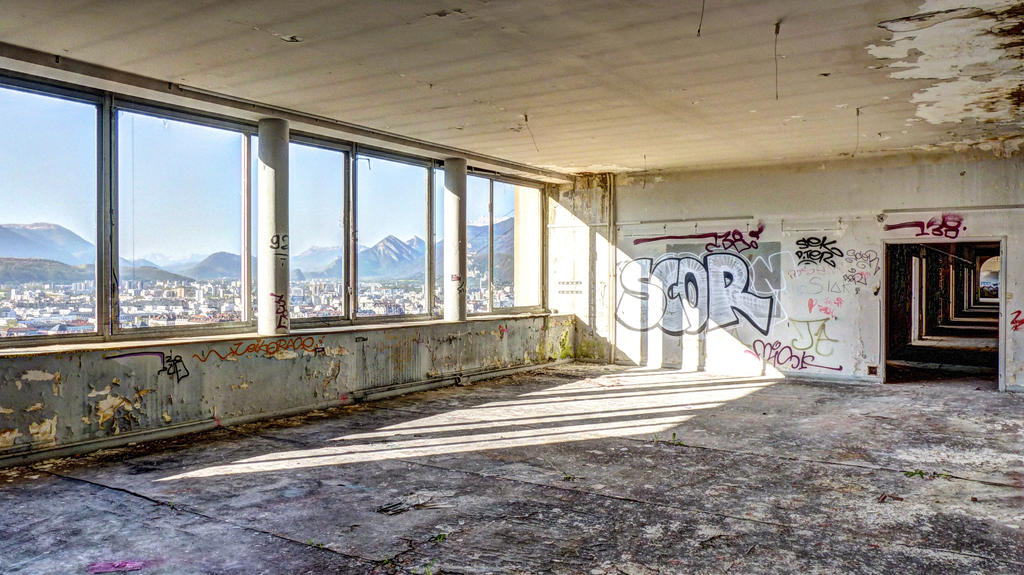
[193,336,326,363]
[795,236,844,267]
[790,317,839,357]
[747,339,843,371]
[633,222,765,253]
[271,292,289,330]
[104,351,190,383]
[616,251,775,335]
[883,213,964,239]
[1011,310,1024,332]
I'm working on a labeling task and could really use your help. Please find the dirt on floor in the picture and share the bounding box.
[1,363,1022,574]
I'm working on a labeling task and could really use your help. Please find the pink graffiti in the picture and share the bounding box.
[884,213,964,239]
[88,560,162,574]
[633,222,764,253]
[1012,310,1024,332]
[747,339,842,372]
[193,336,325,362]
[807,297,842,319]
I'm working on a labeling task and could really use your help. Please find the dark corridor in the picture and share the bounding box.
[885,242,1000,384]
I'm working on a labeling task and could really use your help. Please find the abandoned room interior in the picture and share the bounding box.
[1,1,1023,573]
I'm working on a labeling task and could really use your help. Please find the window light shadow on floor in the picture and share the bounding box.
[157,368,783,481]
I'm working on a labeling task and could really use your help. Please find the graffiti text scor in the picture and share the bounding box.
[795,236,844,268]
[747,339,843,372]
[633,223,765,254]
[193,336,325,362]
[883,213,964,239]
[616,251,775,336]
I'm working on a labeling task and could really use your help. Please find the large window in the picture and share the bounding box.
[464,176,543,313]
[117,111,244,329]
[0,85,98,339]
[0,75,545,346]
[288,142,347,320]
[355,155,428,317]
[466,175,491,313]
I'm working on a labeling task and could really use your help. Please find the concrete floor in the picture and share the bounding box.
[2,363,1023,574]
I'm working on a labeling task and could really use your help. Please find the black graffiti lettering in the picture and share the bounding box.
[270,234,289,251]
[795,236,844,267]
[157,354,190,383]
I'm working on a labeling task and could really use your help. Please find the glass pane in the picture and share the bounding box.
[0,86,98,338]
[466,175,490,313]
[492,181,516,308]
[118,111,243,328]
[356,156,427,317]
[290,143,345,319]
[433,168,444,316]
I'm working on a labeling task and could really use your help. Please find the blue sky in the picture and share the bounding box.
[0,86,97,241]
[2,84,522,264]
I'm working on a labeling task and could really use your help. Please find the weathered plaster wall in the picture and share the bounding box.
[609,153,1024,390]
[547,175,616,363]
[0,314,575,464]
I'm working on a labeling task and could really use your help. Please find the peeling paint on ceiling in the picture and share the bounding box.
[868,0,1024,128]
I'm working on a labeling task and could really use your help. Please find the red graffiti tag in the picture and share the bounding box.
[1011,310,1024,332]
[633,222,764,253]
[193,336,325,362]
[883,213,964,239]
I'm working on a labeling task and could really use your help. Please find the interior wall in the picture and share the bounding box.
[0,314,575,465]
[608,152,1023,390]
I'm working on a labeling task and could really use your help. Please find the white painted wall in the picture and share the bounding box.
[608,152,1024,390]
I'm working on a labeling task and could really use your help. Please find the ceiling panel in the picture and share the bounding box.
[1,0,1022,173]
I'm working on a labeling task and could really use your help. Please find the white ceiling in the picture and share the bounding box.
[1,0,1022,175]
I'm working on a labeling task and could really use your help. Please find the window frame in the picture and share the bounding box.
[110,100,256,338]
[464,171,546,317]
[0,75,105,347]
[352,147,435,322]
[0,72,548,350]
[284,132,353,328]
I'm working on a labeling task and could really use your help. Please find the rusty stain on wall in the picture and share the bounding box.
[28,415,57,444]
[95,395,132,427]
[868,0,1024,148]
[0,316,574,459]
[88,385,111,397]
[0,428,22,448]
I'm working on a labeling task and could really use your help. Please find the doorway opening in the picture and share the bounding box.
[884,241,1000,386]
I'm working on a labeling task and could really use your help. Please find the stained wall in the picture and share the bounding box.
[0,314,575,464]
[595,152,1023,389]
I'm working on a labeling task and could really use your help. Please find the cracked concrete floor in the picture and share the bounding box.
[2,363,1023,574]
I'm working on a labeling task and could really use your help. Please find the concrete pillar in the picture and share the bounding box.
[444,158,468,321]
[257,118,289,335]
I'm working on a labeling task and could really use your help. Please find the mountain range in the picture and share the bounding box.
[0,221,514,284]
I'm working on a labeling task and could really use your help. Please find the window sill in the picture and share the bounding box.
[0,310,553,357]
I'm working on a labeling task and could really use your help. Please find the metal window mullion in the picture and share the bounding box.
[426,165,436,316]
[343,150,353,319]
[488,179,494,312]
[241,135,252,323]
[98,95,115,338]
[347,149,358,318]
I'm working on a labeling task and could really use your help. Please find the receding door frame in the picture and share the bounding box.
[879,235,1006,390]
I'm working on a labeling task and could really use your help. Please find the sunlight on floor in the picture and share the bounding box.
[158,369,781,480]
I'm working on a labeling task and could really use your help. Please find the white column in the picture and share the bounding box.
[444,158,467,321]
[257,118,289,335]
